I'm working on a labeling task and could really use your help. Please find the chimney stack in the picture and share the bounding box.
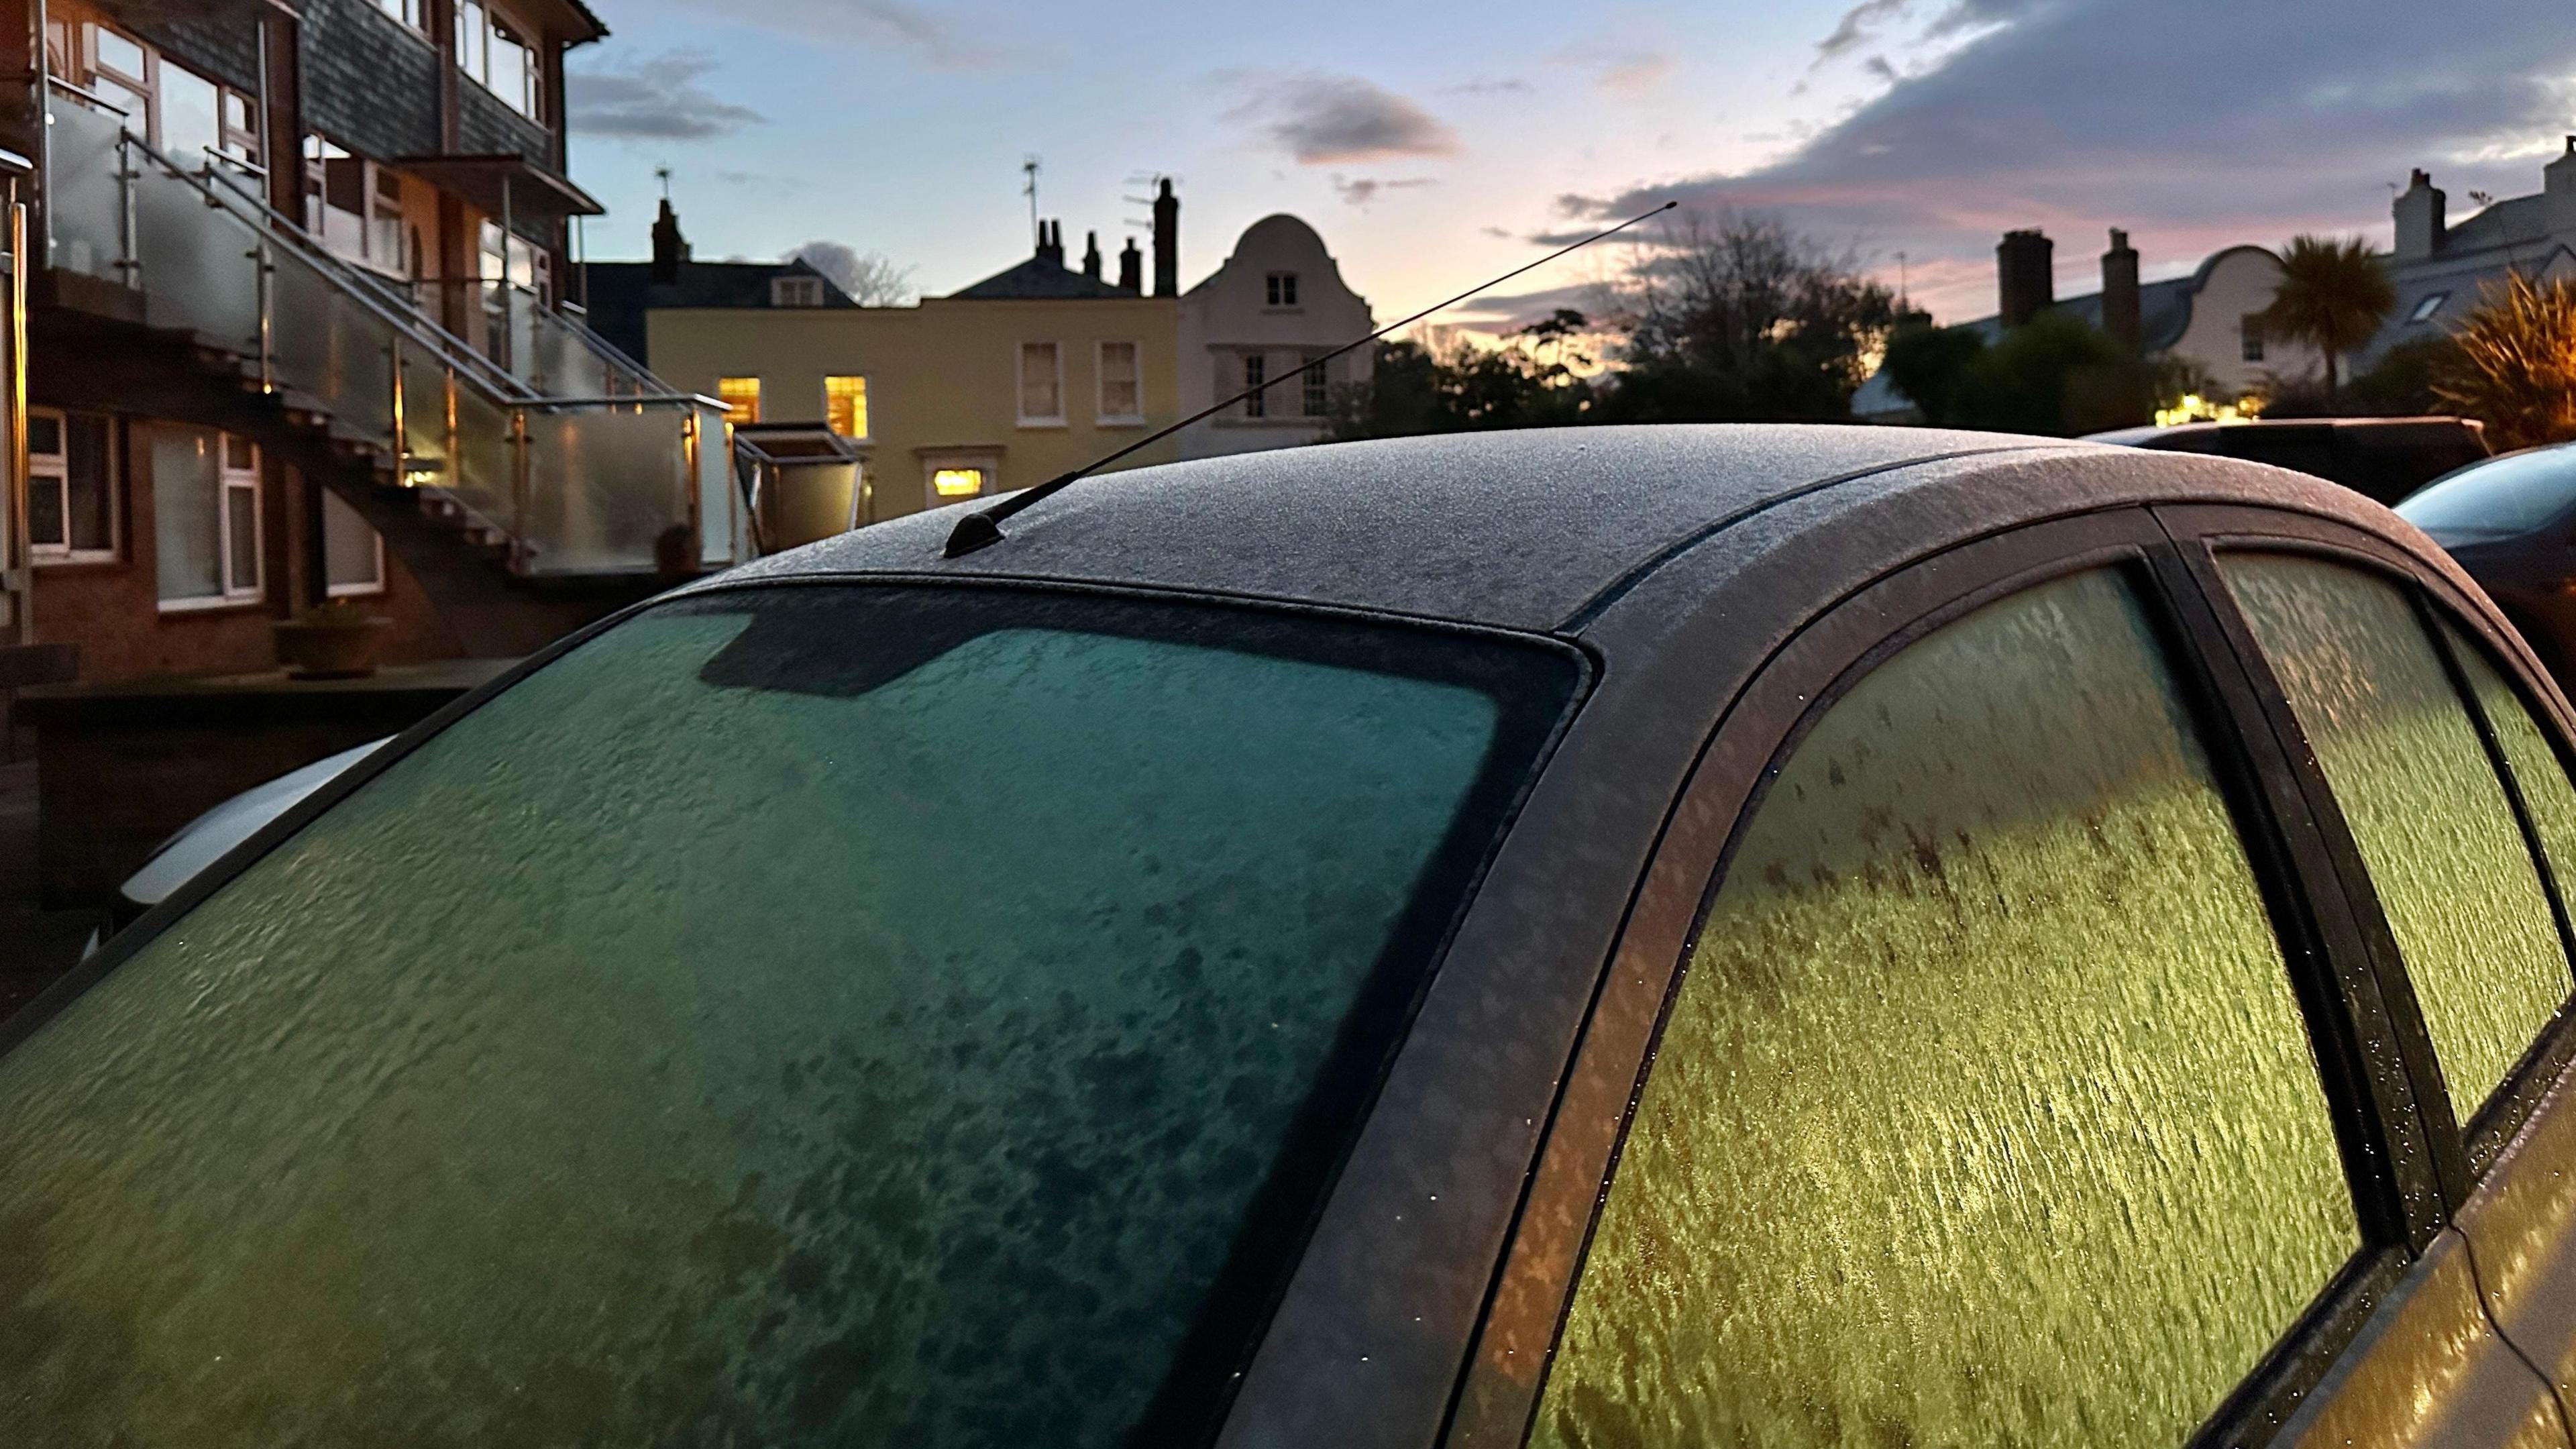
[2545,139,2576,237]
[650,197,691,285]
[2100,228,2141,352]
[2394,168,2447,262]
[1118,237,1142,292]
[1996,229,2053,327]
[1082,229,1103,280]
[1036,220,1066,266]
[1152,178,1179,297]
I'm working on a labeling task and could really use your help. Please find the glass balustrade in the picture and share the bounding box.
[42,87,743,577]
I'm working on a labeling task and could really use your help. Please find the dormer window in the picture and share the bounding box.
[2409,292,2449,324]
[771,274,824,308]
[1265,272,1299,307]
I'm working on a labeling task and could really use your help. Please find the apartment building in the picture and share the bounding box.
[0,0,736,686]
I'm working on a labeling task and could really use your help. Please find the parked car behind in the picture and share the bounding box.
[11,427,2576,1448]
[2398,440,2576,690]
[2086,415,2489,504]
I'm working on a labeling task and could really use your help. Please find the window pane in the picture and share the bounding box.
[824,375,867,438]
[225,483,260,594]
[28,412,61,458]
[27,472,63,548]
[2443,623,2576,983]
[152,427,222,602]
[2224,556,2569,1124]
[323,488,382,593]
[159,64,221,166]
[1099,343,1139,419]
[1301,352,1328,418]
[931,467,984,498]
[1019,342,1059,419]
[89,23,145,81]
[1536,569,2357,1449]
[0,587,1574,1445]
[66,414,114,553]
[1243,353,1266,419]
[716,376,759,426]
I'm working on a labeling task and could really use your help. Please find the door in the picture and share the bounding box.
[1444,513,2565,1448]
[2188,519,2576,1433]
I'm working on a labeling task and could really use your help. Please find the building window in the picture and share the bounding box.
[931,468,987,498]
[716,377,761,426]
[824,375,869,439]
[1018,341,1063,425]
[1265,272,1299,307]
[1242,353,1267,419]
[154,427,260,608]
[1301,352,1330,418]
[372,0,427,32]
[28,409,117,564]
[455,0,543,123]
[2410,292,2450,324]
[370,170,408,274]
[771,275,824,308]
[82,21,152,133]
[2240,314,2265,364]
[1097,341,1142,423]
[323,489,386,596]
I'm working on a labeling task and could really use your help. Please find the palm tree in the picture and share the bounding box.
[2434,272,2576,449]
[2258,235,2398,406]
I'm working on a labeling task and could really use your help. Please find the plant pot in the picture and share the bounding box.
[273,617,392,680]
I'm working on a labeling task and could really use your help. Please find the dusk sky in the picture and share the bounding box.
[564,0,2576,331]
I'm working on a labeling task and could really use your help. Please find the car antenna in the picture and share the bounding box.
[942,199,1680,558]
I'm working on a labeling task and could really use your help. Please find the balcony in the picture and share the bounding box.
[40,83,739,578]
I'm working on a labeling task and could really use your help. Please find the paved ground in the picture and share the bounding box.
[0,755,104,1017]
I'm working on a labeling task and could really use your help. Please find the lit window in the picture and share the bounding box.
[1301,352,1329,418]
[1265,272,1299,307]
[716,377,761,426]
[2240,314,2265,364]
[1242,353,1267,419]
[1018,342,1063,424]
[323,488,386,596]
[771,275,824,308]
[28,409,117,564]
[932,468,987,498]
[154,427,261,608]
[1097,341,1142,423]
[2410,292,2449,324]
[824,376,868,439]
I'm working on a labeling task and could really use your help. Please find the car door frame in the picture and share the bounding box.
[2163,501,2576,1431]
[1438,502,2520,1449]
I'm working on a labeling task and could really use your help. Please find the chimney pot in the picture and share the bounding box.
[1082,229,1103,280]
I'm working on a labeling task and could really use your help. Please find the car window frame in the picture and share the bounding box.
[1440,506,2432,1449]
[2166,503,2576,1197]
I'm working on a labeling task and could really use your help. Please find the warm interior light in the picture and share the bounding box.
[716,376,761,426]
[2154,392,2267,429]
[824,375,868,438]
[933,468,985,498]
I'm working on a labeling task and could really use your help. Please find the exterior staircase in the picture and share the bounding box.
[38,81,740,651]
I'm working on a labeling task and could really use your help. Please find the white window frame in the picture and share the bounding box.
[1095,340,1144,426]
[2240,314,2265,364]
[323,489,387,598]
[1242,352,1268,419]
[1017,341,1065,427]
[27,407,119,566]
[1300,351,1330,419]
[219,435,262,602]
[1265,271,1299,308]
[822,374,869,441]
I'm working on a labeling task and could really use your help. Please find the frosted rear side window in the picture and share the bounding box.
[1536,568,2356,1448]
[0,586,1574,1448]
[2224,556,2571,1125]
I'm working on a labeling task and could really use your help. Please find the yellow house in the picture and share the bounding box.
[647,226,1180,526]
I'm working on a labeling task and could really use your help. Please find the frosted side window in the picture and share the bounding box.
[1536,568,2357,1449]
[2226,557,2569,1124]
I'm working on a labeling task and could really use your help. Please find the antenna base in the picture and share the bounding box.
[943,511,1006,558]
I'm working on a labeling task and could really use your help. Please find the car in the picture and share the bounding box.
[2398,440,2576,688]
[2086,415,2490,504]
[6,424,2576,1448]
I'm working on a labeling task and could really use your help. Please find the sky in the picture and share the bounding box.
[563,0,2576,330]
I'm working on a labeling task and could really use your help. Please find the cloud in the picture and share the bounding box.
[1333,175,1438,207]
[1448,77,1534,96]
[646,0,999,68]
[1817,0,1910,60]
[566,52,763,140]
[1568,0,2576,319]
[1556,44,1676,98]
[1221,74,1460,164]
[1862,54,1899,83]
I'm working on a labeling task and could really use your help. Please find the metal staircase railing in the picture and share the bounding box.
[42,82,740,576]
